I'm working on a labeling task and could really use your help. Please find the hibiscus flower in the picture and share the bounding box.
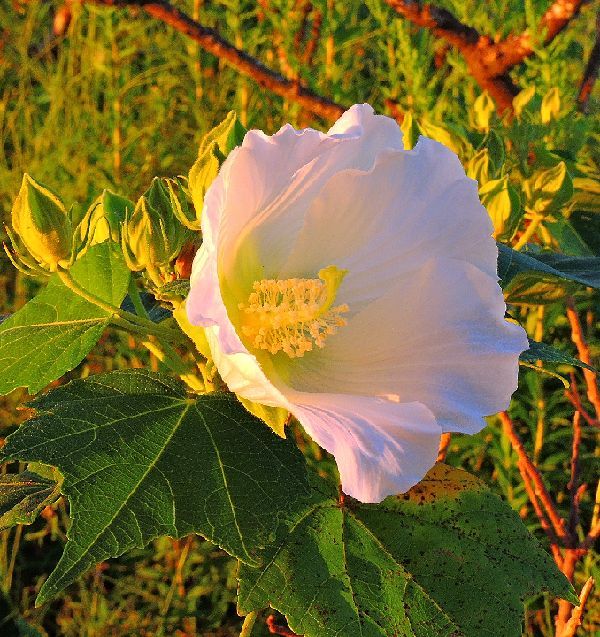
[186,104,528,503]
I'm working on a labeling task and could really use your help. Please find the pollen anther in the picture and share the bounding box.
[239,266,349,358]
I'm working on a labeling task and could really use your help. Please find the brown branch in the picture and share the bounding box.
[566,298,600,421]
[583,519,600,549]
[90,0,346,122]
[567,411,583,536]
[499,412,570,544]
[496,0,588,72]
[384,0,480,50]
[385,0,587,112]
[520,460,564,565]
[578,11,600,112]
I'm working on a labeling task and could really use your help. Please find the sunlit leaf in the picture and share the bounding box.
[0,371,309,605]
[239,465,575,637]
[0,242,130,395]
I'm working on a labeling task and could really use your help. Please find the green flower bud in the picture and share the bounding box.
[187,111,247,230]
[10,174,72,271]
[121,178,188,276]
[78,189,133,251]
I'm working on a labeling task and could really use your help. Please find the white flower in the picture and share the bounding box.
[186,104,528,503]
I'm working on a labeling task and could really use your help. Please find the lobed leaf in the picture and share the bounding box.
[0,469,61,531]
[0,242,129,395]
[238,465,575,637]
[0,370,309,605]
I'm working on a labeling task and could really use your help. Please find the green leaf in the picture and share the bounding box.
[528,162,573,214]
[479,177,520,239]
[0,469,61,531]
[504,274,576,305]
[566,211,600,255]
[481,129,505,176]
[497,243,600,289]
[520,338,596,371]
[157,279,191,298]
[238,465,575,637]
[0,242,130,395]
[0,370,309,605]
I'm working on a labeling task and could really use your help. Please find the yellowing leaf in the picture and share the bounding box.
[513,86,535,118]
[472,90,495,131]
[238,396,289,438]
[541,87,560,124]
[466,148,490,185]
[479,176,519,237]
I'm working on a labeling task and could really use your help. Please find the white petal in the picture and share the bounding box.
[203,326,291,408]
[327,103,404,154]
[288,258,528,434]
[214,107,407,282]
[280,138,497,291]
[288,393,441,502]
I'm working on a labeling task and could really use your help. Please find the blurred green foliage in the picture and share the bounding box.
[0,0,599,635]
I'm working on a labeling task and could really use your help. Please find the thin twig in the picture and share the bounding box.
[578,11,600,112]
[560,576,595,637]
[520,460,564,565]
[566,298,600,420]
[90,0,346,121]
[567,411,583,536]
[499,412,569,544]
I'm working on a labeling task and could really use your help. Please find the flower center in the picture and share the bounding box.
[238,265,349,358]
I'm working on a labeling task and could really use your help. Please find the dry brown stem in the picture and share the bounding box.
[567,411,583,535]
[385,0,587,111]
[559,576,595,637]
[499,411,569,543]
[500,408,598,633]
[566,298,600,420]
[90,0,346,121]
[578,11,600,112]
[566,375,600,428]
[519,459,564,565]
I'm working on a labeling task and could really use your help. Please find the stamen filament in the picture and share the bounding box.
[239,266,349,358]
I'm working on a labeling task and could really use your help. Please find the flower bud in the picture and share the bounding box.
[10,174,72,271]
[78,189,133,253]
[186,112,246,229]
[121,178,188,275]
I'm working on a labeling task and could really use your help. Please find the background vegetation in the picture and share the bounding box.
[0,0,599,635]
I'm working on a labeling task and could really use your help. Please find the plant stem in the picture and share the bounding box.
[57,268,184,344]
[239,611,258,637]
[142,338,204,391]
[513,215,543,251]
[128,277,150,320]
